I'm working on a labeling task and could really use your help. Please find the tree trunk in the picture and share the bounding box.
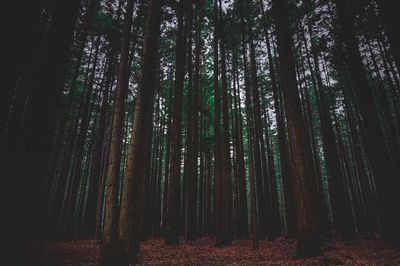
[273,0,321,257]
[233,50,249,239]
[185,1,197,241]
[212,0,224,247]
[117,0,162,263]
[99,0,136,264]
[85,46,117,238]
[240,12,258,249]
[259,0,296,238]
[162,71,174,233]
[218,0,233,244]
[165,0,189,245]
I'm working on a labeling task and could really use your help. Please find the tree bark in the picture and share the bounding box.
[273,0,321,257]
[99,0,136,264]
[117,0,162,263]
[165,0,189,245]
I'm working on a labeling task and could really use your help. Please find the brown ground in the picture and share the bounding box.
[28,237,400,265]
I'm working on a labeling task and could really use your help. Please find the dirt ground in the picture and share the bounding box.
[28,237,400,265]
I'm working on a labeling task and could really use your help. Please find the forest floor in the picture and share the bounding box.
[28,236,400,265]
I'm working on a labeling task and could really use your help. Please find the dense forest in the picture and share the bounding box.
[3,0,400,265]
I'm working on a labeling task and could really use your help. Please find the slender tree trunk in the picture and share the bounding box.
[218,0,233,244]
[240,13,258,249]
[85,47,117,238]
[233,50,249,239]
[212,0,224,247]
[185,1,197,241]
[165,0,189,245]
[162,71,174,233]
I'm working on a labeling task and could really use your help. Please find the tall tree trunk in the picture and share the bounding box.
[85,47,117,238]
[162,71,174,233]
[99,0,136,264]
[195,2,204,238]
[259,0,296,238]
[296,41,330,238]
[218,0,233,244]
[248,18,272,240]
[240,12,258,249]
[117,0,162,263]
[233,50,249,240]
[185,1,197,241]
[165,0,189,245]
[273,0,321,257]
[212,0,224,247]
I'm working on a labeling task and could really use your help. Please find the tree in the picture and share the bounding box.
[184,0,197,241]
[239,5,258,249]
[117,0,162,262]
[335,0,400,244]
[303,0,354,239]
[259,0,296,238]
[13,0,400,263]
[99,0,136,264]
[232,50,249,240]
[218,0,233,244]
[165,0,189,245]
[273,0,321,257]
